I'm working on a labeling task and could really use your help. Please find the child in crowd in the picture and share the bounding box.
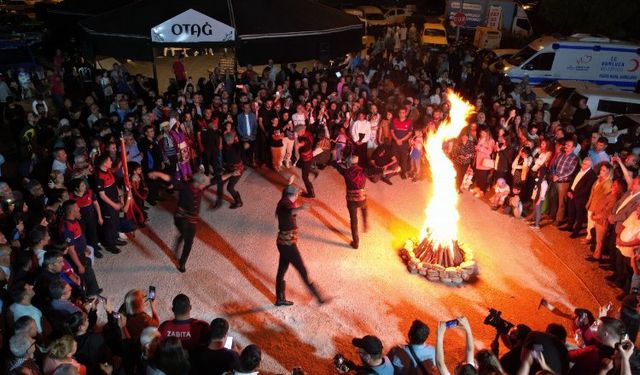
[129,162,148,227]
[489,178,510,210]
[461,167,474,191]
[271,120,284,171]
[505,184,524,218]
[528,167,549,229]
[409,129,424,182]
[511,146,532,188]
[333,126,348,162]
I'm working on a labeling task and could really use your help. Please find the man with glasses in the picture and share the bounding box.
[34,251,66,308]
[7,333,39,373]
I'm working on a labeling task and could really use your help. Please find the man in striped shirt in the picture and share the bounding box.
[551,139,578,226]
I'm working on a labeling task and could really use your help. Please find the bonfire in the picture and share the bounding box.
[400,90,478,284]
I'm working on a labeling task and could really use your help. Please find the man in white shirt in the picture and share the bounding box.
[51,148,68,175]
[291,104,307,127]
[10,282,43,333]
[87,104,102,129]
[350,111,372,167]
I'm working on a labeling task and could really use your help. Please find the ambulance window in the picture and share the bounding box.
[507,46,536,65]
[598,100,640,114]
[526,52,555,71]
[516,18,530,32]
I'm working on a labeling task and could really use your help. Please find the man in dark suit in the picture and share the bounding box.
[236,102,258,167]
[561,157,597,237]
[605,176,640,293]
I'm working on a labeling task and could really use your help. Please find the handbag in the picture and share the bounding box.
[521,164,529,181]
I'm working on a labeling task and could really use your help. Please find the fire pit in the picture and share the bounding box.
[400,236,477,284]
[400,91,478,285]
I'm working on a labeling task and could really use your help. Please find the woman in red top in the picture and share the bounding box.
[69,179,103,258]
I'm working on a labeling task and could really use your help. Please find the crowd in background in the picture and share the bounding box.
[0,25,639,375]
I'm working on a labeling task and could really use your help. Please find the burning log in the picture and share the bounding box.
[401,236,478,285]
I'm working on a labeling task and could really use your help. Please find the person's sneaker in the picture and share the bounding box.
[229,201,243,209]
[94,250,104,259]
[106,247,121,254]
[382,177,393,185]
[177,264,186,273]
[116,239,128,246]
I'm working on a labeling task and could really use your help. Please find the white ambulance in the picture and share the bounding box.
[496,34,640,91]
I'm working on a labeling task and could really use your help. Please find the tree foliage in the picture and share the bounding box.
[540,0,640,39]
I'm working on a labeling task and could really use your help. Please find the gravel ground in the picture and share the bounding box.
[94,165,619,374]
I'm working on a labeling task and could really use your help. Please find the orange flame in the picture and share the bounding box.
[419,90,475,252]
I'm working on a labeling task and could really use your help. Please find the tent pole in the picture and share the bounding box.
[151,46,159,92]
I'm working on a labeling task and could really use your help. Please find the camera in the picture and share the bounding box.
[334,354,352,372]
[484,308,514,334]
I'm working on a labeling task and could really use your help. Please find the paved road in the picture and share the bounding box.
[95,165,618,374]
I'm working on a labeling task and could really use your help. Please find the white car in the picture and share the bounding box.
[383,7,413,25]
[342,8,364,19]
[356,5,388,27]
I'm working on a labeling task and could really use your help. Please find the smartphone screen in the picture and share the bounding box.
[335,72,342,78]
[445,319,459,328]
[148,286,156,300]
[224,336,233,349]
[532,344,543,359]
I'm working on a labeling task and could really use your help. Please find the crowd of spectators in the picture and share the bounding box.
[0,24,639,374]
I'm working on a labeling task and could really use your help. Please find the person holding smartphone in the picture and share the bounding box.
[436,316,476,375]
[567,317,626,375]
[194,318,239,375]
